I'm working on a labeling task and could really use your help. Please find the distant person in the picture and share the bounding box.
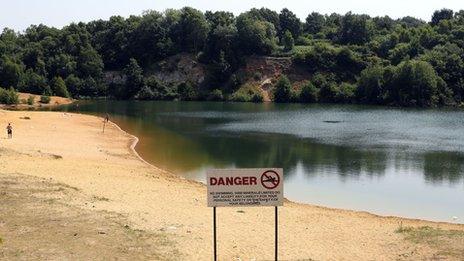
[102,113,109,133]
[6,123,12,139]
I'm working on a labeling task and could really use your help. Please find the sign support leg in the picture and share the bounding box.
[275,206,278,261]
[213,207,217,261]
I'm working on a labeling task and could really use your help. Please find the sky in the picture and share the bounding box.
[1,0,463,32]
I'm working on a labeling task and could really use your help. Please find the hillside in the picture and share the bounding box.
[1,7,464,106]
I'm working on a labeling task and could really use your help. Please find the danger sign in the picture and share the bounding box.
[207,169,283,207]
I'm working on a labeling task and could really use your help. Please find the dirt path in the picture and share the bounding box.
[1,109,463,260]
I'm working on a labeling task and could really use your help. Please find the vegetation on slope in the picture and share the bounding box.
[1,7,464,106]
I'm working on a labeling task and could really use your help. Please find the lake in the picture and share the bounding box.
[59,101,464,223]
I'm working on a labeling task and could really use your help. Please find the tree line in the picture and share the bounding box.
[1,7,464,107]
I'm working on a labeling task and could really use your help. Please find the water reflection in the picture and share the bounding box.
[56,100,464,222]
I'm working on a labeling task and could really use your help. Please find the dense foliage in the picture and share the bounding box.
[1,7,464,107]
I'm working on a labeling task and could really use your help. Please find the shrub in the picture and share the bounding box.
[251,92,264,103]
[0,87,19,105]
[229,84,262,102]
[299,81,319,102]
[356,65,386,104]
[40,95,51,104]
[273,75,293,103]
[50,76,70,98]
[319,81,338,103]
[27,95,35,105]
[208,89,224,101]
[335,83,357,103]
[177,82,197,101]
[282,30,295,51]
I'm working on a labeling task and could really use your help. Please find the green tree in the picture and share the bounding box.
[237,14,277,55]
[273,75,292,102]
[177,82,197,101]
[50,76,70,97]
[431,9,454,26]
[339,12,373,45]
[305,12,325,34]
[0,87,19,104]
[0,56,22,88]
[122,58,144,99]
[65,74,82,97]
[386,60,440,107]
[299,81,318,102]
[282,30,295,51]
[356,66,386,104]
[179,7,209,52]
[19,69,48,94]
[279,8,302,39]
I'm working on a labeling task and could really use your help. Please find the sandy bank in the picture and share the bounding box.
[1,109,463,260]
[0,92,73,110]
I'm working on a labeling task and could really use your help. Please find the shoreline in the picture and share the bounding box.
[106,111,461,226]
[1,109,463,260]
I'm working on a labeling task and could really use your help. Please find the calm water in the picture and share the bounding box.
[60,101,464,223]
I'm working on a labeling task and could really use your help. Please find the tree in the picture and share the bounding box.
[431,9,454,26]
[179,7,209,52]
[50,76,70,97]
[282,30,295,51]
[0,56,22,88]
[386,60,440,107]
[123,58,144,99]
[299,81,318,102]
[356,66,386,104]
[273,75,292,102]
[65,74,82,97]
[305,12,325,34]
[279,8,302,39]
[420,43,464,101]
[236,15,277,55]
[177,82,197,100]
[19,69,48,94]
[339,12,373,45]
[205,11,235,29]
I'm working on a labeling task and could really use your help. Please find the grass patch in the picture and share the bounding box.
[396,226,464,258]
[0,236,3,244]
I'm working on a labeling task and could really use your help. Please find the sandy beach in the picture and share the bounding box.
[1,109,463,260]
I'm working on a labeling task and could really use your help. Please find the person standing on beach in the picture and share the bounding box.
[6,123,12,139]
[102,113,109,133]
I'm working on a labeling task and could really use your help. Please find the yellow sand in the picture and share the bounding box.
[1,109,463,260]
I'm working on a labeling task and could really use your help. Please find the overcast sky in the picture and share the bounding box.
[1,0,463,32]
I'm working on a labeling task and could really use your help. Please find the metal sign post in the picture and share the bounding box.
[207,168,283,261]
[213,207,217,261]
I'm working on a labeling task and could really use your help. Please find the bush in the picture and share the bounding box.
[50,76,70,98]
[251,92,264,102]
[0,87,19,105]
[177,82,197,101]
[40,95,51,104]
[356,66,386,104]
[27,95,35,105]
[208,89,224,101]
[299,81,318,102]
[335,83,357,103]
[229,84,262,102]
[273,75,293,103]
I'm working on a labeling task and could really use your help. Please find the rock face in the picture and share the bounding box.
[102,54,308,101]
[103,53,206,87]
[150,53,206,86]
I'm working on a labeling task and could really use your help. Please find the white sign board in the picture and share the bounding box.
[207,168,283,207]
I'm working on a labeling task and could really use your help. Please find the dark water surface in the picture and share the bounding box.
[59,101,464,223]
